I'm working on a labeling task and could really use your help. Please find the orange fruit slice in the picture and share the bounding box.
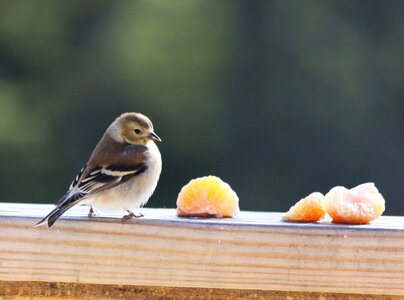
[325,183,385,224]
[176,176,239,218]
[283,192,327,222]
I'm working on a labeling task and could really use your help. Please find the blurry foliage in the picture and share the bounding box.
[0,0,403,214]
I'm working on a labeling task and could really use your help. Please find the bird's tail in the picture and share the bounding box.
[34,203,75,228]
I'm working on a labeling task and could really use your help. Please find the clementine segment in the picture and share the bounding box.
[283,192,327,222]
[176,176,239,218]
[325,183,385,224]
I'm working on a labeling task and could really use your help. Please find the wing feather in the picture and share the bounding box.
[65,163,147,202]
[38,142,151,227]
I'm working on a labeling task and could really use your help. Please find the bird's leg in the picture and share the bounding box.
[121,210,144,223]
[88,206,96,218]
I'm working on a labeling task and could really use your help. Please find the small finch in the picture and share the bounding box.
[36,112,162,228]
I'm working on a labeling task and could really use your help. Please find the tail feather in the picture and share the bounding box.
[35,204,74,228]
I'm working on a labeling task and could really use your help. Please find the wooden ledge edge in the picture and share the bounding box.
[1,203,404,232]
[0,281,401,300]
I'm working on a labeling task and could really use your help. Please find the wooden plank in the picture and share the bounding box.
[0,203,403,297]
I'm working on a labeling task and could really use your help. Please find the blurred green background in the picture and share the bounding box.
[0,0,403,214]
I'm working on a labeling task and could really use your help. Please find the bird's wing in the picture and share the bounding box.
[55,164,87,206]
[36,143,150,228]
[36,161,147,228]
[59,162,147,207]
[59,143,151,206]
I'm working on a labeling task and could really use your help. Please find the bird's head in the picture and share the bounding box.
[108,112,161,145]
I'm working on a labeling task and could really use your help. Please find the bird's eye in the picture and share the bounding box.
[134,129,141,135]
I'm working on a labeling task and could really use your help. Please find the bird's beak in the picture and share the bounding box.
[148,132,162,142]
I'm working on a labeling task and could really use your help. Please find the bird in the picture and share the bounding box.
[36,112,162,228]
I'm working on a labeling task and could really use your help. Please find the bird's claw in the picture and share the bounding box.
[88,206,96,218]
[121,210,144,223]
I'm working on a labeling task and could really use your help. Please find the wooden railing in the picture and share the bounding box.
[0,203,403,299]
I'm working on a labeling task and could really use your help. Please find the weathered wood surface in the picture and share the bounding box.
[0,203,403,298]
[0,281,403,300]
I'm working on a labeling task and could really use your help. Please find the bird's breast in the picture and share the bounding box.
[92,141,162,214]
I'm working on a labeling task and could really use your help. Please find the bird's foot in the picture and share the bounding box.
[121,210,144,223]
[88,206,96,218]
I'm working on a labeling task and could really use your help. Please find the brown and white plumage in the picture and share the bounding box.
[36,112,162,228]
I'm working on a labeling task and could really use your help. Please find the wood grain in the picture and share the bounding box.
[0,203,403,297]
[0,281,402,300]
